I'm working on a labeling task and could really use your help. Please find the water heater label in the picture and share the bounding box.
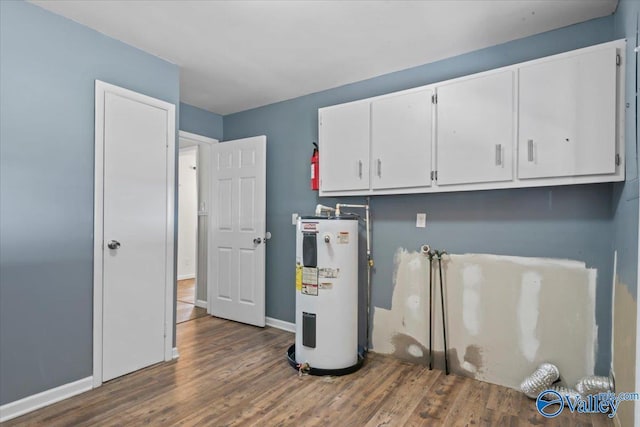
[302,267,318,296]
[302,222,318,232]
[295,264,302,291]
[318,267,340,278]
[337,232,349,244]
[319,282,333,290]
[302,283,318,296]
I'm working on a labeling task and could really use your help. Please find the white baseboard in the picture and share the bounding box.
[195,299,208,309]
[172,347,180,360]
[0,376,93,423]
[177,274,195,281]
[266,316,295,333]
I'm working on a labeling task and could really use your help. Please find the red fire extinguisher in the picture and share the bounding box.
[311,142,319,191]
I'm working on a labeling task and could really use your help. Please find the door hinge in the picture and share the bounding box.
[431,94,438,104]
[615,153,621,166]
[616,54,621,66]
[431,171,438,180]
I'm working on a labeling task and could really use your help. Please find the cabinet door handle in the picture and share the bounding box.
[358,160,363,179]
[527,139,534,162]
[377,159,382,177]
[495,144,502,166]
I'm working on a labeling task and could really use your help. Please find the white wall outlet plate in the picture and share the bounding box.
[416,213,426,228]
[292,213,299,225]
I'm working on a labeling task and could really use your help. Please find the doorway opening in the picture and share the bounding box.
[176,131,218,325]
[177,145,205,323]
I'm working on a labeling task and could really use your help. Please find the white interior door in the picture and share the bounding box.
[95,81,175,383]
[209,136,266,327]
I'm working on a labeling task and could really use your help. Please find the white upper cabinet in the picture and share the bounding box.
[317,40,624,197]
[371,89,433,190]
[319,101,370,192]
[436,70,514,186]
[518,46,618,179]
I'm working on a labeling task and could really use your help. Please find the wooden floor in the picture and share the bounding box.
[6,316,612,427]
[176,278,206,324]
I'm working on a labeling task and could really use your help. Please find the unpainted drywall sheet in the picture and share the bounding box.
[372,250,597,390]
[612,279,637,427]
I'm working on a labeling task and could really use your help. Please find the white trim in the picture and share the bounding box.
[266,317,295,333]
[0,377,92,423]
[93,80,176,388]
[178,131,218,317]
[93,81,105,389]
[177,274,196,281]
[179,130,219,146]
[172,347,180,360]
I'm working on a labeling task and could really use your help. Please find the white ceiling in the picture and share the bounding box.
[31,0,617,115]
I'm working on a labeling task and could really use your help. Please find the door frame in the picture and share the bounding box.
[93,80,176,388]
[178,131,219,312]
[177,144,198,282]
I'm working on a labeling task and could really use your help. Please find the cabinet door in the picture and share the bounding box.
[371,89,433,190]
[319,102,370,192]
[436,71,514,186]
[518,47,617,179]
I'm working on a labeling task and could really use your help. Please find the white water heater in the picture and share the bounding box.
[294,216,359,371]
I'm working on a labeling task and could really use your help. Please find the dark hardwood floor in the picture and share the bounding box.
[4,316,613,426]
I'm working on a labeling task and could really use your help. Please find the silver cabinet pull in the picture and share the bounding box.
[527,139,534,162]
[495,144,502,166]
[358,160,363,179]
[377,159,382,177]
[107,240,121,250]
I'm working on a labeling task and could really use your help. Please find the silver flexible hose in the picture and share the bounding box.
[520,363,560,399]
[575,375,613,396]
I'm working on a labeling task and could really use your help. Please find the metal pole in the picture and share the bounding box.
[437,250,449,375]
[428,250,433,370]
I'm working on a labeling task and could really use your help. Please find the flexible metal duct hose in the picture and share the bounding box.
[575,375,613,396]
[520,363,560,399]
[540,386,581,403]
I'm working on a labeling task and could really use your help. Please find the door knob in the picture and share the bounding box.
[107,240,121,250]
[253,237,262,245]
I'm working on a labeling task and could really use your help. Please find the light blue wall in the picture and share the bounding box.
[224,15,620,374]
[179,102,223,141]
[612,0,639,300]
[0,1,179,405]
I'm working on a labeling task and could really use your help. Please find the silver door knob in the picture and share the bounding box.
[107,240,121,250]
[253,237,262,245]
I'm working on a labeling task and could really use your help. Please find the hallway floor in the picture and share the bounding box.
[176,278,207,324]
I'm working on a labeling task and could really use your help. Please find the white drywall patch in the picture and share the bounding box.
[462,263,482,337]
[518,271,541,362]
[372,250,597,390]
[407,344,424,358]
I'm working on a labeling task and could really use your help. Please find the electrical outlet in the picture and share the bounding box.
[292,213,299,225]
[416,213,426,228]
